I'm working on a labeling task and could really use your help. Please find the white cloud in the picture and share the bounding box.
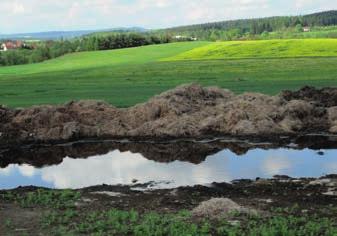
[324,162,337,173]
[39,150,232,189]
[18,165,36,177]
[263,155,292,175]
[1,148,337,189]
[0,164,35,177]
[0,0,336,33]
[0,165,15,176]
[12,2,25,14]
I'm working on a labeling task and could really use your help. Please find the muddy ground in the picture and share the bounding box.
[1,134,337,168]
[1,136,337,235]
[1,175,337,235]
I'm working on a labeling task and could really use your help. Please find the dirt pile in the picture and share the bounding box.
[192,198,254,219]
[1,84,337,145]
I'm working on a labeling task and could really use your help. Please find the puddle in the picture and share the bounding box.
[1,140,336,190]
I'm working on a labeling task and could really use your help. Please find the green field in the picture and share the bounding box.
[166,39,337,60]
[1,39,337,108]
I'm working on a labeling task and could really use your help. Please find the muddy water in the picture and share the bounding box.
[1,139,336,190]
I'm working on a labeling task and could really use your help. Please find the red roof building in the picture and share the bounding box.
[1,41,23,51]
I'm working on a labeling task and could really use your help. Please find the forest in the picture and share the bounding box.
[164,10,337,40]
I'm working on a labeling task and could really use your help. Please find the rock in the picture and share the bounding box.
[330,126,337,133]
[228,220,241,226]
[169,189,179,196]
[328,107,337,121]
[192,198,252,219]
[328,107,337,133]
[309,178,332,186]
[1,84,337,145]
[90,191,125,197]
[255,179,272,185]
[273,175,292,180]
[259,199,273,203]
[322,189,337,196]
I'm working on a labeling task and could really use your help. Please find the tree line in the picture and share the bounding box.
[0,33,176,66]
[164,10,337,40]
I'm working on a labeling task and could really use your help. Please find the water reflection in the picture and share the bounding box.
[1,147,336,190]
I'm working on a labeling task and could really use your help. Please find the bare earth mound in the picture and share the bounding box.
[1,84,337,146]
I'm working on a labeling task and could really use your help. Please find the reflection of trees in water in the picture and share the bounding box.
[1,135,336,168]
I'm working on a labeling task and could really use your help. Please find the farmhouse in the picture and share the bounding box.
[0,43,7,51]
[0,41,23,51]
[174,35,198,41]
[303,27,311,32]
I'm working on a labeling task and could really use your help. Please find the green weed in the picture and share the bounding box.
[2,189,81,208]
[39,208,337,236]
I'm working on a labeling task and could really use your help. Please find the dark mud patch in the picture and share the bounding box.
[1,176,337,235]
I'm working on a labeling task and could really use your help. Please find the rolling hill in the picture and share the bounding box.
[0,39,337,108]
[165,39,337,60]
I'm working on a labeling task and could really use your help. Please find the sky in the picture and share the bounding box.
[1,0,337,34]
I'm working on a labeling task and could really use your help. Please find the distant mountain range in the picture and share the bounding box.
[0,27,147,40]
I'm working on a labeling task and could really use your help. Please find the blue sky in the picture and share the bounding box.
[1,0,336,34]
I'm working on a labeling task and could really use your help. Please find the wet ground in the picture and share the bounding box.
[1,175,337,235]
[1,135,337,190]
[1,136,337,235]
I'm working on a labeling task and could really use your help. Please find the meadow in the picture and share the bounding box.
[166,39,337,60]
[0,39,337,108]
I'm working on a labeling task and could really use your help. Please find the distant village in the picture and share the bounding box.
[174,35,198,41]
[0,41,22,51]
[0,40,35,51]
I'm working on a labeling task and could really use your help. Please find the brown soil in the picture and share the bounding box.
[1,176,337,235]
[1,85,337,147]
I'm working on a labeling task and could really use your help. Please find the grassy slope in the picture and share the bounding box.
[267,26,337,39]
[166,39,337,60]
[0,42,209,76]
[0,39,337,108]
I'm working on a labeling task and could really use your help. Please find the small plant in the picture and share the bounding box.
[39,206,337,236]
[4,189,81,209]
[5,219,13,229]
